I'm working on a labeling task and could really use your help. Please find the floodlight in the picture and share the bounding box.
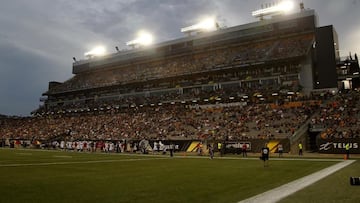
[138,31,153,45]
[278,1,294,12]
[126,31,153,47]
[252,1,295,18]
[198,18,217,31]
[181,18,217,33]
[84,46,106,57]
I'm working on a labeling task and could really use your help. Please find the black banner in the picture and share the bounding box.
[317,138,360,154]
[224,141,251,154]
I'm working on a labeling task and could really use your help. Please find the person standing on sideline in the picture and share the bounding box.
[242,143,247,157]
[217,142,223,157]
[197,142,203,156]
[345,143,350,159]
[261,143,270,167]
[278,144,283,157]
[169,142,175,157]
[208,144,214,159]
[298,142,303,156]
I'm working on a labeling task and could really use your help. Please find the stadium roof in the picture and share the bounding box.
[73,9,316,74]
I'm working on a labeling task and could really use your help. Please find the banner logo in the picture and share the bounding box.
[319,142,332,151]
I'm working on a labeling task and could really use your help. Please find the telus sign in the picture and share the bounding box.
[317,138,360,154]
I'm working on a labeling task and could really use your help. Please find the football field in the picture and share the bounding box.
[0,148,358,203]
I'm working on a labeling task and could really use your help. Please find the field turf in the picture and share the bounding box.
[0,149,348,203]
[280,158,360,203]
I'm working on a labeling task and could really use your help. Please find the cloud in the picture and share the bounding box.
[0,40,60,116]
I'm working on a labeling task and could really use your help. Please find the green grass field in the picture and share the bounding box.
[279,158,360,203]
[0,149,357,203]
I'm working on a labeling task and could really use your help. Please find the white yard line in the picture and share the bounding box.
[238,160,355,203]
[175,155,342,162]
[15,152,33,155]
[0,157,170,167]
[53,155,73,158]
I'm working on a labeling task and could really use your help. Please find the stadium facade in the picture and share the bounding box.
[40,9,340,111]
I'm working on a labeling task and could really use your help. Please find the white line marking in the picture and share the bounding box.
[238,160,355,203]
[53,155,73,158]
[16,153,33,155]
[175,155,342,162]
[0,157,169,167]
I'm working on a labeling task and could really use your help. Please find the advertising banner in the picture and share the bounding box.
[224,141,251,154]
[317,138,360,154]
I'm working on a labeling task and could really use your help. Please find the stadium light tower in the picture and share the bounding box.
[84,46,106,58]
[252,0,295,19]
[126,30,154,48]
[181,18,219,36]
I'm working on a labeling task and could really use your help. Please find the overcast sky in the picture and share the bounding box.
[0,0,359,116]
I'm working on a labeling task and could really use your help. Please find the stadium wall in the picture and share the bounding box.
[4,139,291,154]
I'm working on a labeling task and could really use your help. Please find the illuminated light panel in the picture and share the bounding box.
[181,18,217,33]
[84,46,106,57]
[252,1,295,17]
[126,30,154,47]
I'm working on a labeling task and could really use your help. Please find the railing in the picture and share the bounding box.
[289,119,310,145]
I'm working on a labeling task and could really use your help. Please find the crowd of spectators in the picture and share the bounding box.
[41,59,304,115]
[1,97,318,146]
[49,34,313,93]
[310,90,360,139]
[38,75,306,117]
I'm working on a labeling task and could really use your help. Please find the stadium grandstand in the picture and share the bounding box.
[1,4,359,155]
[41,9,338,111]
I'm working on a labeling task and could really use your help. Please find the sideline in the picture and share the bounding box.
[238,159,356,203]
[0,157,170,167]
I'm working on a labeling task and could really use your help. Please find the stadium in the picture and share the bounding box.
[1,2,360,203]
